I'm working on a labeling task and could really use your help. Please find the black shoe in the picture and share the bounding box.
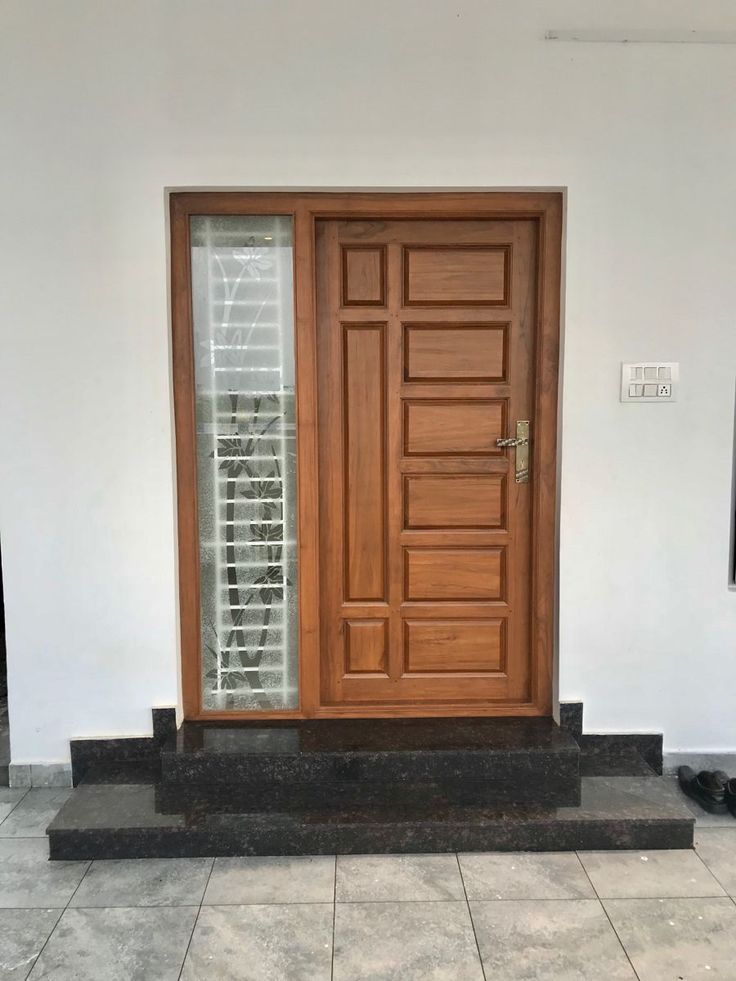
[678,766,728,814]
[724,778,736,818]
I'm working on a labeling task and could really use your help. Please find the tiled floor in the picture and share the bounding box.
[1,787,736,979]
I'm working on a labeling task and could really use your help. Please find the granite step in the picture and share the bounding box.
[47,774,694,860]
[160,717,581,807]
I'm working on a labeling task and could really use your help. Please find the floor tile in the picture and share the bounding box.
[459,851,595,900]
[694,828,736,894]
[470,899,635,980]
[204,855,334,905]
[0,789,72,837]
[0,839,88,908]
[335,853,464,902]
[0,908,62,980]
[605,896,736,980]
[71,857,213,907]
[28,906,197,980]
[181,903,333,980]
[0,790,26,826]
[333,901,483,980]
[578,848,724,898]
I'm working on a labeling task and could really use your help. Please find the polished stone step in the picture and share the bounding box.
[47,774,694,860]
[160,717,581,807]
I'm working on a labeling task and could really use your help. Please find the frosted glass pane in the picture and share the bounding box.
[190,215,297,711]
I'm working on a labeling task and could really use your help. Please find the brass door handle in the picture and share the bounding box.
[496,421,530,483]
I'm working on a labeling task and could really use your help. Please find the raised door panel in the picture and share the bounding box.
[343,325,386,601]
[404,475,505,529]
[404,548,504,601]
[342,246,386,305]
[404,619,505,673]
[404,400,506,456]
[346,620,388,674]
[404,325,507,382]
[404,246,509,305]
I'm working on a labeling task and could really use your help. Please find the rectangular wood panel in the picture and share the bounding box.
[342,246,386,306]
[404,475,505,529]
[404,620,505,673]
[404,246,509,305]
[344,325,386,600]
[404,548,504,601]
[404,325,507,382]
[346,620,388,674]
[404,400,505,456]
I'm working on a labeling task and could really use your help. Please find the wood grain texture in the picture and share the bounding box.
[170,198,201,718]
[404,475,505,529]
[405,548,504,601]
[342,246,386,305]
[404,324,507,382]
[346,620,388,674]
[343,324,386,600]
[404,619,504,673]
[404,246,509,305]
[404,400,505,456]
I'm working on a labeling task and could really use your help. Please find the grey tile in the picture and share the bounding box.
[470,899,635,980]
[333,901,483,981]
[0,790,26,826]
[459,851,595,900]
[335,853,464,902]
[0,839,88,908]
[694,828,736,894]
[664,752,736,775]
[204,856,334,905]
[605,896,736,980]
[7,767,30,790]
[0,908,62,980]
[29,764,72,789]
[181,904,333,980]
[0,788,72,837]
[28,906,197,980]
[578,848,724,898]
[71,857,213,908]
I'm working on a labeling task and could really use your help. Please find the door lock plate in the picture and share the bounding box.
[496,421,530,482]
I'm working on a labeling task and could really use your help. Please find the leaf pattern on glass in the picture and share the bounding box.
[208,392,291,708]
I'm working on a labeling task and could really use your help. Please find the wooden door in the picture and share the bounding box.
[317,218,538,711]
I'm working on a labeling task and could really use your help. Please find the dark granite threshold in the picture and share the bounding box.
[560,701,663,774]
[69,703,662,787]
[47,774,694,860]
[160,717,580,807]
[70,708,177,785]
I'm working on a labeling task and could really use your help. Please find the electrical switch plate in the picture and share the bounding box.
[621,363,679,402]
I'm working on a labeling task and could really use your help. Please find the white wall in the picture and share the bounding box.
[1,0,735,762]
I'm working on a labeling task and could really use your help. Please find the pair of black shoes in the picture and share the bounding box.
[678,766,736,815]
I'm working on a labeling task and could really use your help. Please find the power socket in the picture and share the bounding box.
[621,363,679,402]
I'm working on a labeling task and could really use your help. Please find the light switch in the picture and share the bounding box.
[621,362,679,402]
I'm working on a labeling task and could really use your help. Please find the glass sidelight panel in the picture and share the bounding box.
[190,216,297,711]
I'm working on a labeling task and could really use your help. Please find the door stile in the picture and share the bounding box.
[294,204,321,716]
[386,242,404,682]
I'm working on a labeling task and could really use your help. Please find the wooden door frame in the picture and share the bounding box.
[170,191,563,721]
